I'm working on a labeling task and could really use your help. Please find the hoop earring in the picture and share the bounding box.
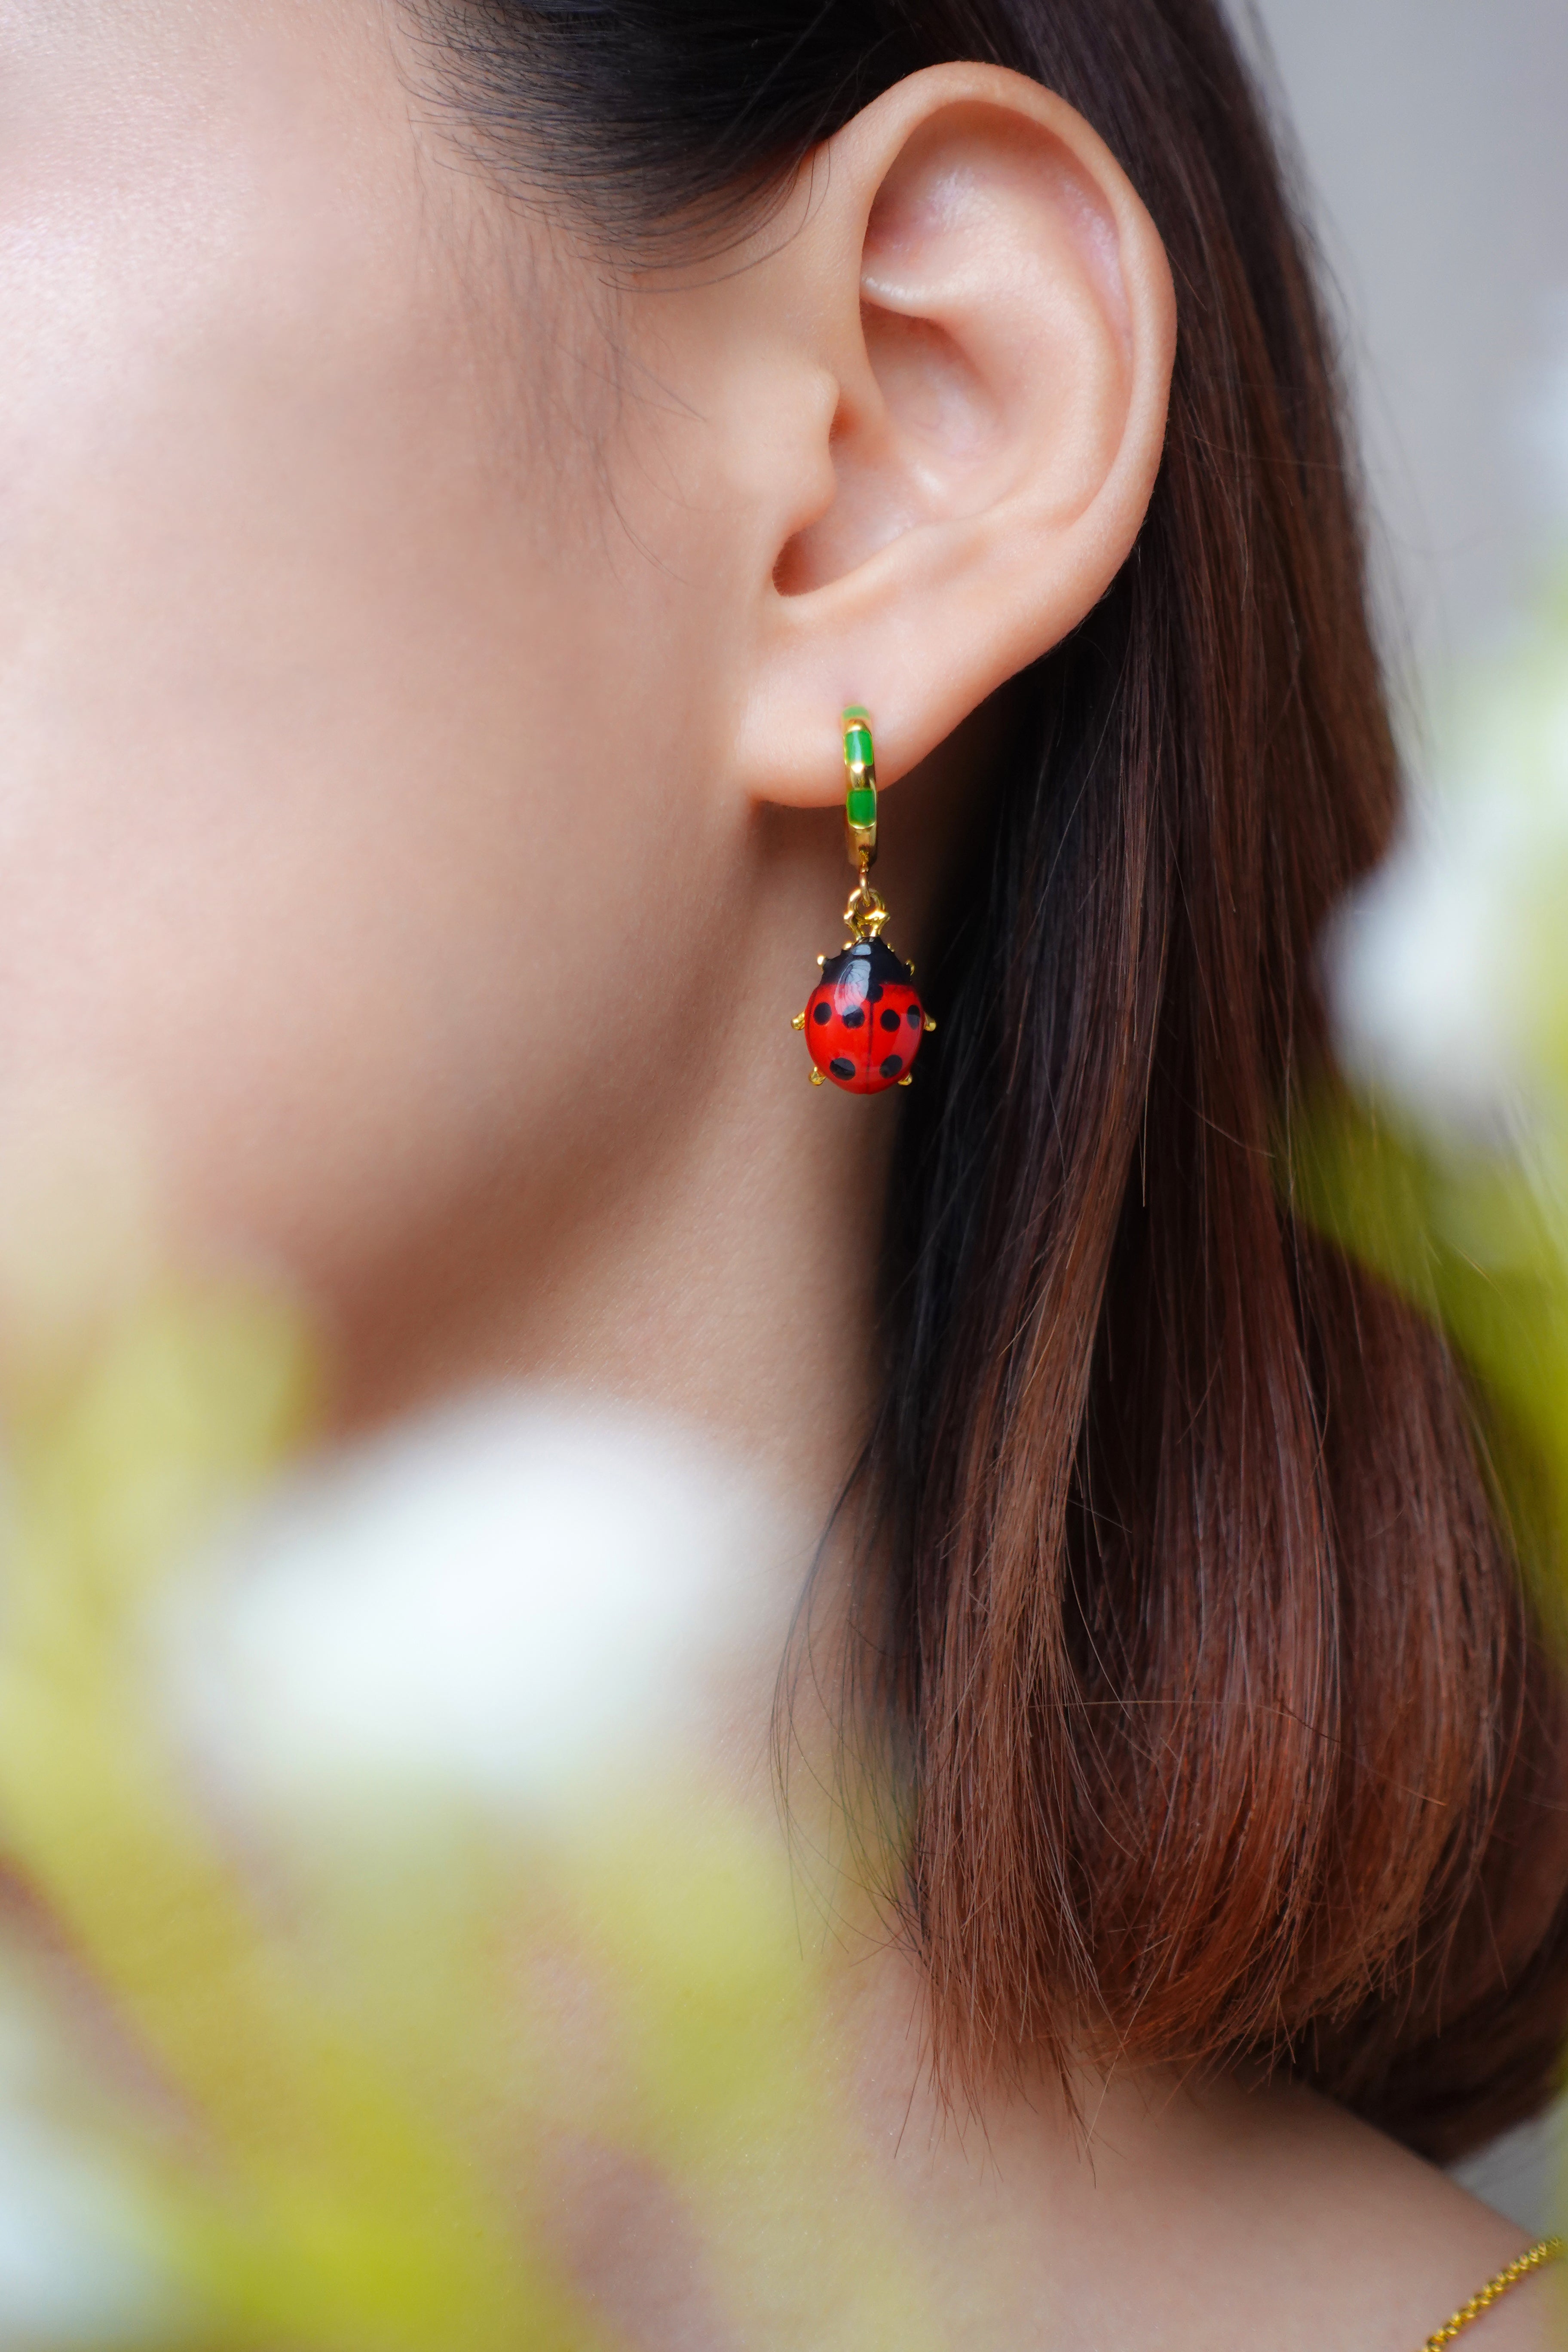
[790,707,936,1094]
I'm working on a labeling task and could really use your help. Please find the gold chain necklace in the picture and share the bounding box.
[1419,2237,1562,2349]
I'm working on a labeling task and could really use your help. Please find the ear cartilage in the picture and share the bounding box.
[793,708,932,1098]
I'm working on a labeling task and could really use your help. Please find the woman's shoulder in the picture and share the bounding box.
[1138,2081,1559,2352]
[847,1960,1558,2350]
[895,2060,1557,2349]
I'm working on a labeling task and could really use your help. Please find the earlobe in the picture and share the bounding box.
[732,63,1176,808]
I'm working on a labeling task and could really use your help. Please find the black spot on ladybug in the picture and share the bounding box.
[868,983,884,1002]
[842,1008,865,1029]
[880,1054,903,1079]
[830,1057,854,1080]
[907,1006,922,1026]
[879,1008,901,1033]
[812,1002,831,1026]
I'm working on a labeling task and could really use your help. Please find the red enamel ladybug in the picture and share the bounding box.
[799,937,929,1095]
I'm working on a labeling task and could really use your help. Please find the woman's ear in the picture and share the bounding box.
[712,62,1176,805]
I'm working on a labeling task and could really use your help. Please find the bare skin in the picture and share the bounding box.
[0,1,1553,2342]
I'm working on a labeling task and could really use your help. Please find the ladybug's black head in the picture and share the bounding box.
[821,937,915,992]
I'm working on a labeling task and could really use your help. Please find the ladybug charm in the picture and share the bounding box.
[801,937,928,1095]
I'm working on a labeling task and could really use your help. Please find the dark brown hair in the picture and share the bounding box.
[427,0,1568,2159]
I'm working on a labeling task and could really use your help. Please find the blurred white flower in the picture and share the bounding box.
[0,1996,182,2347]
[158,1391,794,1830]
[0,2114,172,2347]
[1329,294,1568,1142]
[1327,822,1525,1132]
[1326,590,1568,1138]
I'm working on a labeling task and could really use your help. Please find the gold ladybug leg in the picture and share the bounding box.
[790,1011,806,1030]
[810,1069,826,1086]
[923,1015,937,1033]
[898,1074,913,1087]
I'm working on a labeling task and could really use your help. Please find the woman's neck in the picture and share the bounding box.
[322,802,918,1516]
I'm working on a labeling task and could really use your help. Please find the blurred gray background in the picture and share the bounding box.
[1233,0,1567,681]
[1224,0,1568,2231]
